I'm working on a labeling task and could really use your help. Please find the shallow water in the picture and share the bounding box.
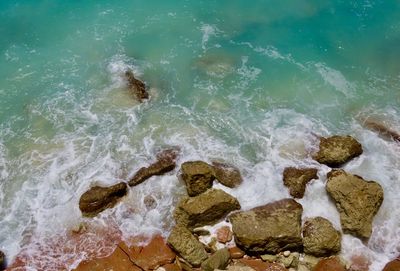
[0,1,400,270]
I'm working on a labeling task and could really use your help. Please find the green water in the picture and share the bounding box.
[0,1,400,270]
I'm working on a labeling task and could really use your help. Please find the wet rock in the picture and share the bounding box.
[73,246,141,271]
[143,195,157,210]
[239,259,287,271]
[167,226,208,267]
[362,118,400,142]
[229,247,245,259]
[313,135,363,167]
[0,250,5,270]
[313,257,346,271]
[79,182,128,217]
[326,169,384,239]
[119,235,176,270]
[201,248,230,271]
[216,226,233,244]
[129,149,179,186]
[303,217,341,257]
[180,161,215,196]
[174,188,240,229]
[124,70,149,102]
[383,259,400,271]
[229,198,303,254]
[283,167,318,198]
[193,227,211,236]
[212,161,243,188]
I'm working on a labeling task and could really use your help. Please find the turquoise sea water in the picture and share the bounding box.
[0,1,400,270]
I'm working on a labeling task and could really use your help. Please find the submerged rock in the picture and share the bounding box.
[201,248,230,271]
[383,259,400,271]
[0,250,5,270]
[180,161,215,196]
[124,70,149,102]
[129,149,179,186]
[174,188,241,229]
[313,135,363,167]
[326,169,384,239]
[212,161,243,188]
[79,182,128,217]
[361,118,400,142]
[167,226,208,267]
[282,167,318,198]
[229,198,303,254]
[313,257,346,271]
[302,217,341,257]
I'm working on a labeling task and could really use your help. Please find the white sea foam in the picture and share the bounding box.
[200,24,221,51]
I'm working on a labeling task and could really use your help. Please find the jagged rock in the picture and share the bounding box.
[129,149,179,186]
[326,170,384,239]
[383,259,400,271]
[180,161,215,196]
[212,161,243,188]
[313,135,363,167]
[174,189,240,229]
[229,198,303,254]
[313,257,346,271]
[283,167,318,198]
[201,248,230,271]
[124,70,149,102]
[79,182,128,217]
[167,226,208,267]
[0,250,5,270]
[303,217,341,257]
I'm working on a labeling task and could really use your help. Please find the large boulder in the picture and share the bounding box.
[201,248,230,271]
[124,70,149,102]
[283,167,318,198]
[174,189,241,229]
[79,182,128,217]
[326,170,384,239]
[313,135,363,167]
[302,217,341,257]
[129,149,178,186]
[229,198,303,254]
[167,226,208,267]
[180,161,215,196]
[212,161,243,188]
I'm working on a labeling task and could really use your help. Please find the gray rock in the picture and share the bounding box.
[174,189,241,229]
[313,135,363,167]
[180,161,215,196]
[303,217,341,257]
[79,182,128,217]
[326,170,384,239]
[283,167,318,198]
[167,226,208,267]
[229,198,303,254]
[201,248,230,271]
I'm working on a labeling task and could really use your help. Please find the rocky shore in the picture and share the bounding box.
[2,135,397,271]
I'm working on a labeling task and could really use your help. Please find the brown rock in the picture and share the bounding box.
[119,235,176,270]
[124,70,149,102]
[229,247,245,259]
[283,167,318,198]
[144,195,157,210]
[0,250,5,270]
[212,161,243,188]
[73,246,141,271]
[167,226,208,267]
[162,263,181,271]
[180,161,215,196]
[362,118,400,142]
[383,259,400,271]
[79,182,128,217]
[303,217,341,257]
[129,149,179,186]
[229,199,303,254]
[217,226,233,244]
[313,257,345,271]
[313,135,363,167]
[239,259,287,271]
[174,189,241,229]
[326,169,384,239]
[201,248,230,271]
